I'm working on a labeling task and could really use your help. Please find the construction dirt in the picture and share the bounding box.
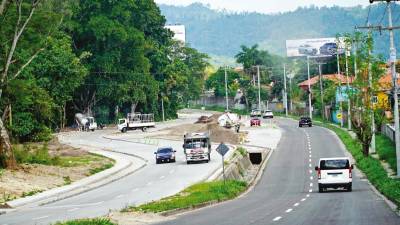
[151,114,245,144]
[0,138,114,206]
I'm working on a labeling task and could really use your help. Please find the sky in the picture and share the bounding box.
[155,0,370,14]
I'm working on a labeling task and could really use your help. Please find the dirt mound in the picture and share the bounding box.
[195,113,222,124]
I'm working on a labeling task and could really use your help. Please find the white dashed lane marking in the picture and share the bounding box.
[309,189,313,193]
[310,183,313,187]
[301,198,306,202]
[115,194,124,199]
[160,176,165,180]
[146,182,153,186]
[294,202,300,207]
[273,216,282,222]
[286,208,293,213]
[131,188,139,192]
[310,176,313,180]
[67,208,79,212]
[307,194,310,197]
[32,216,49,220]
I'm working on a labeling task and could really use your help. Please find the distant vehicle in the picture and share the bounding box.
[262,110,274,119]
[298,44,317,55]
[183,132,211,164]
[319,42,337,55]
[118,113,155,133]
[299,116,312,127]
[75,113,98,132]
[315,157,353,192]
[154,147,176,164]
[250,118,261,126]
[250,109,262,117]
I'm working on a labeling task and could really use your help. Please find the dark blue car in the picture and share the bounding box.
[154,147,176,164]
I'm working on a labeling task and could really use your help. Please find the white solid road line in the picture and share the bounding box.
[32,216,49,220]
[67,208,79,212]
[273,216,282,221]
[285,208,293,213]
[294,202,300,207]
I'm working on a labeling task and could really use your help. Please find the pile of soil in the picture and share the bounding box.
[154,113,241,144]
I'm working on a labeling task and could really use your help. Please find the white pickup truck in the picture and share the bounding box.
[118,113,155,133]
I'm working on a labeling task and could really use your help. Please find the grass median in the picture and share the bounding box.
[124,180,247,213]
[54,218,116,225]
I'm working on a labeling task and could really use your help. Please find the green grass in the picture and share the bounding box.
[88,163,114,175]
[376,134,397,173]
[54,218,116,225]
[314,121,400,207]
[236,147,247,157]
[21,189,43,197]
[125,180,247,213]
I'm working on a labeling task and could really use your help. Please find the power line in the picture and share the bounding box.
[394,3,400,23]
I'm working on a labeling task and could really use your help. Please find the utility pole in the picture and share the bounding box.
[161,95,165,122]
[337,53,344,127]
[257,65,261,110]
[225,66,229,111]
[387,2,400,175]
[360,1,399,172]
[345,46,352,130]
[307,56,312,119]
[283,64,288,116]
[289,76,293,113]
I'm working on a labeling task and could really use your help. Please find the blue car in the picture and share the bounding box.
[154,147,176,164]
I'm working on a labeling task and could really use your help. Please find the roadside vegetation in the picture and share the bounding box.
[54,218,116,225]
[124,180,247,213]
[376,134,397,173]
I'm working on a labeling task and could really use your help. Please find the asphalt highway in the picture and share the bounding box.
[157,118,400,225]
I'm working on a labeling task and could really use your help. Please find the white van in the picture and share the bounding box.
[315,157,353,192]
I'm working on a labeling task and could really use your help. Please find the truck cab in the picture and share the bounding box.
[183,133,211,164]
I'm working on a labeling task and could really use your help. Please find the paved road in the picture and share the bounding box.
[157,118,400,225]
[0,111,232,225]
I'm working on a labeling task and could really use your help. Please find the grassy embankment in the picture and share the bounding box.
[124,180,247,213]
[54,218,116,225]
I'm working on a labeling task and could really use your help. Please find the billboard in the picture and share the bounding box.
[165,24,186,43]
[286,37,345,57]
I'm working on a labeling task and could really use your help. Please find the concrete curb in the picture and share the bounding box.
[3,145,146,210]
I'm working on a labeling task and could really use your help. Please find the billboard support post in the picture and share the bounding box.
[307,56,312,119]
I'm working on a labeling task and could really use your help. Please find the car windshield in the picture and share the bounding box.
[157,148,172,154]
[185,141,206,149]
[301,117,310,121]
[320,159,349,170]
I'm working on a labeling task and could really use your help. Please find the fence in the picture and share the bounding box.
[382,123,395,142]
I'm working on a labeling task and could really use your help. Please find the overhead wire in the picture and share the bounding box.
[378,3,389,26]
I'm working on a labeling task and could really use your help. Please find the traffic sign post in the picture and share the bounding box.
[216,143,229,184]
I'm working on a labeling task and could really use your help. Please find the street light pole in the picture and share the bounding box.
[257,65,261,110]
[307,56,312,119]
[283,63,288,116]
[337,53,344,128]
[345,47,352,130]
[225,66,229,111]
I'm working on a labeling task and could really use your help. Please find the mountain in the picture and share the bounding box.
[159,3,399,64]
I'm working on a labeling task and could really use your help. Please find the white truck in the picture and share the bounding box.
[118,113,155,133]
[75,113,98,132]
[183,132,211,164]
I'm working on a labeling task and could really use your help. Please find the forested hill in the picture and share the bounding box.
[159,3,399,60]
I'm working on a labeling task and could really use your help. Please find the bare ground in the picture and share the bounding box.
[0,138,114,205]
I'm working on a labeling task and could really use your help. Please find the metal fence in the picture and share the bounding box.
[382,123,395,142]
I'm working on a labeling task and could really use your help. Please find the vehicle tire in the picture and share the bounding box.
[91,129,95,132]
[318,184,323,193]
[171,159,176,163]
[156,159,160,164]
[142,127,148,132]
[347,184,352,192]
[309,124,312,127]
[122,127,127,133]
[208,153,211,161]
[187,161,191,164]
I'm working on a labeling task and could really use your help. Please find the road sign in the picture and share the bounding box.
[337,113,342,120]
[216,143,229,156]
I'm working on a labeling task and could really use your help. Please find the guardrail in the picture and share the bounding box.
[382,123,395,142]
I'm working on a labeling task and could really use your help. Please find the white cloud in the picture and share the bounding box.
[155,0,369,14]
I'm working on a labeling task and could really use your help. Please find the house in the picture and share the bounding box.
[298,74,354,91]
